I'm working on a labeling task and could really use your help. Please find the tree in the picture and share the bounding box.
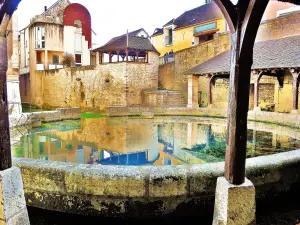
[61,53,75,67]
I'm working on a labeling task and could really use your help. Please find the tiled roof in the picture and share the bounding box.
[152,28,163,37]
[93,35,158,53]
[106,28,148,45]
[188,35,300,75]
[173,2,223,30]
[163,19,175,27]
[152,2,223,36]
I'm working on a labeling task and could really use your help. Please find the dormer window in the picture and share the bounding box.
[165,27,173,46]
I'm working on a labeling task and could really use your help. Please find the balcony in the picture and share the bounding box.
[36,64,44,71]
[165,36,173,46]
[49,64,64,70]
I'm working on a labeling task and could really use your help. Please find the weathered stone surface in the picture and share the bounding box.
[0,167,29,225]
[213,177,256,225]
[149,166,187,197]
[9,107,81,128]
[64,164,146,197]
[189,163,223,195]
[35,52,159,110]
[10,147,300,217]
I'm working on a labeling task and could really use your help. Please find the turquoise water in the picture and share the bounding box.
[11,117,300,166]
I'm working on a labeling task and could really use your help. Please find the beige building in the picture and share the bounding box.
[19,0,94,106]
[7,12,22,114]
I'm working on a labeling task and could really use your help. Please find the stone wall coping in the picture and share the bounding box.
[12,148,300,199]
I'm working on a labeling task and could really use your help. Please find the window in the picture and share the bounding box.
[75,33,82,53]
[75,54,82,66]
[199,34,214,44]
[53,55,59,65]
[34,27,45,49]
[74,20,82,28]
[36,52,42,64]
[165,28,173,46]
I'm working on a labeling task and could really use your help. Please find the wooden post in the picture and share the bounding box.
[215,0,269,185]
[109,52,112,63]
[136,50,139,62]
[126,48,129,62]
[117,51,120,62]
[290,69,300,111]
[95,52,100,65]
[146,51,149,63]
[208,75,214,105]
[0,14,12,171]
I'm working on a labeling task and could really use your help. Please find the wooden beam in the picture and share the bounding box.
[220,0,270,185]
[0,19,12,171]
[146,51,149,63]
[208,75,214,105]
[252,71,263,108]
[126,48,128,62]
[290,69,300,111]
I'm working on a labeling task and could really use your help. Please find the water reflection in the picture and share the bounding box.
[11,117,300,165]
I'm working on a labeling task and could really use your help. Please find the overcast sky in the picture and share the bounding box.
[17,0,208,46]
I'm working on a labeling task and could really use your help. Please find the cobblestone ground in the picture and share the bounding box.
[28,183,300,225]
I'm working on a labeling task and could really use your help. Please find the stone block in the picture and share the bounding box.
[213,177,255,225]
[0,167,30,225]
[149,166,187,197]
[65,165,146,197]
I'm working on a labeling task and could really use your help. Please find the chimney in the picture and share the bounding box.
[44,6,47,12]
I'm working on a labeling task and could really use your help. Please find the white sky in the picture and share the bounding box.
[16,0,207,46]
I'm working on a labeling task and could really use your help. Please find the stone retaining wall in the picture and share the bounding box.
[9,107,81,128]
[107,107,300,128]
[12,149,300,217]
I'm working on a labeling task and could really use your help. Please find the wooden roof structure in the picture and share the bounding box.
[188,35,300,75]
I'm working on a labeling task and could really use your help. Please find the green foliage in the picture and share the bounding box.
[183,139,226,159]
[65,144,73,151]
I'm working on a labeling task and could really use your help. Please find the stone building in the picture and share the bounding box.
[33,29,160,111]
[187,35,300,113]
[6,12,22,114]
[157,3,300,113]
[151,1,227,61]
[18,0,94,106]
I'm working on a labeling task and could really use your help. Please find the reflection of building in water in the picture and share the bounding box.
[13,118,300,165]
[15,118,162,165]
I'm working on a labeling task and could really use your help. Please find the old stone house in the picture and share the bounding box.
[151,1,227,62]
[6,12,21,114]
[157,3,300,113]
[18,0,95,106]
[36,28,160,111]
[187,35,300,113]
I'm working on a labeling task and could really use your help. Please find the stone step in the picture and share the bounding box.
[164,91,187,107]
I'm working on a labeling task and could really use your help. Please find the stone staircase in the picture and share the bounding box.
[164,91,187,107]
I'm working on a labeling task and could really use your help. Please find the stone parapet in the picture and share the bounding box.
[12,149,300,217]
[9,107,81,128]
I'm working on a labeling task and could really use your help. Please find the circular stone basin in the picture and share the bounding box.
[11,116,300,166]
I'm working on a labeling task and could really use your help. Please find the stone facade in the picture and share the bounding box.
[158,12,300,112]
[159,32,231,100]
[256,12,300,42]
[7,12,22,115]
[37,52,158,111]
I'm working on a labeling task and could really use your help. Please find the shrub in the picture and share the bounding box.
[61,53,75,67]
